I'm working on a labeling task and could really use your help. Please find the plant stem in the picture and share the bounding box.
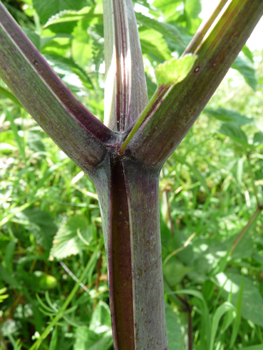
[184,0,229,54]
[94,156,168,349]
[120,87,167,153]
[229,206,263,256]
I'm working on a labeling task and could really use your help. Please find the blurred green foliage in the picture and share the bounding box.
[0,0,263,349]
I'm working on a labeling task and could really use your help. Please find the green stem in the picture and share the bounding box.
[120,87,169,153]
[184,0,229,54]
[29,248,100,350]
[229,207,262,256]
[246,153,260,207]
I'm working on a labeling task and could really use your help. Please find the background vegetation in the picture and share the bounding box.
[0,0,263,349]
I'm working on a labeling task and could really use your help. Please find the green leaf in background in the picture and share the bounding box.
[139,27,171,62]
[0,86,23,106]
[33,271,57,289]
[230,275,244,347]
[215,272,263,327]
[209,302,235,350]
[50,215,94,260]
[3,240,16,273]
[74,328,113,350]
[253,131,263,145]
[232,56,257,91]
[0,265,20,289]
[89,301,112,333]
[89,23,105,72]
[0,287,9,303]
[44,7,98,27]
[74,302,112,350]
[136,12,186,47]
[204,108,253,126]
[174,289,210,348]
[33,0,91,24]
[26,127,46,154]
[184,0,202,19]
[155,54,197,87]
[21,271,57,291]
[145,73,157,99]
[173,154,209,194]
[22,27,41,50]
[165,304,184,350]
[219,123,248,145]
[15,208,57,254]
[71,19,94,67]
[152,0,181,19]
[44,54,93,91]
[163,258,192,287]
[239,346,263,350]
[242,45,254,63]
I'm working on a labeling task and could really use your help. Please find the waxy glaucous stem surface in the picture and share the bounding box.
[0,0,263,349]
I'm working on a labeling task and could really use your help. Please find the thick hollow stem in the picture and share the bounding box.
[124,0,263,169]
[0,3,114,176]
[94,156,167,350]
[103,0,148,131]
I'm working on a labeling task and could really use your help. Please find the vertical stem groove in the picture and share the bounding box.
[109,156,134,349]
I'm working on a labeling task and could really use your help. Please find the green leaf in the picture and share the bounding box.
[239,346,263,350]
[215,272,263,327]
[71,19,93,67]
[22,27,41,50]
[89,301,111,333]
[174,289,210,348]
[242,45,254,63]
[173,154,209,194]
[49,215,94,260]
[0,287,9,303]
[152,0,181,19]
[230,275,244,347]
[139,27,171,62]
[33,0,91,24]
[135,12,186,47]
[232,56,257,90]
[163,258,192,287]
[210,302,235,350]
[155,54,197,87]
[0,86,23,106]
[15,208,57,253]
[145,73,157,99]
[185,0,202,19]
[165,304,184,350]
[43,54,93,91]
[219,123,248,145]
[44,6,97,27]
[0,265,20,289]
[49,326,59,350]
[3,240,16,272]
[204,108,253,126]
[74,327,113,350]
[26,127,46,153]
[32,271,57,290]
[253,131,263,145]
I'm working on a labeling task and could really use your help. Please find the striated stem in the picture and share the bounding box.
[229,206,263,256]
[94,155,167,350]
[0,3,114,176]
[123,0,263,169]
[103,0,148,131]
[184,0,229,54]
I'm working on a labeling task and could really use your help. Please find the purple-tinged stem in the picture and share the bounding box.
[0,3,114,176]
[94,156,167,350]
[124,0,263,169]
[103,0,148,131]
